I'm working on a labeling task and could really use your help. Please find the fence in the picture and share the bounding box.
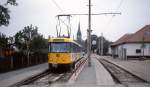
[0,52,47,73]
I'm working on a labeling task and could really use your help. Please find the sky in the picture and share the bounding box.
[0,0,150,41]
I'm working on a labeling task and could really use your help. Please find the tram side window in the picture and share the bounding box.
[76,45,80,52]
[71,43,81,53]
[48,43,51,52]
[72,43,76,53]
[75,44,77,52]
[71,43,76,53]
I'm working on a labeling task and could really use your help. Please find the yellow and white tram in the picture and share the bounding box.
[48,37,82,71]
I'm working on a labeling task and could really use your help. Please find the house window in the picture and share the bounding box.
[136,49,141,53]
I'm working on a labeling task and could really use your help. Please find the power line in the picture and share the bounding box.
[50,0,72,37]
[51,0,64,13]
[104,0,124,29]
[57,13,121,16]
[115,0,124,12]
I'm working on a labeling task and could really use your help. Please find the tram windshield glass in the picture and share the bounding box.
[49,42,70,52]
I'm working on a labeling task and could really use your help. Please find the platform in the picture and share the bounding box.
[99,56,150,83]
[69,54,124,87]
[0,63,48,87]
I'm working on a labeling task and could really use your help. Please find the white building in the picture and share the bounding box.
[111,25,150,59]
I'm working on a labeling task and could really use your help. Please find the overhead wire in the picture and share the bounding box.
[48,0,64,37]
[115,0,124,13]
[104,0,124,29]
[50,0,71,37]
[50,0,68,26]
[51,0,64,13]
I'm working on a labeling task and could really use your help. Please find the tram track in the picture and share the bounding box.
[97,58,149,86]
[9,69,50,87]
[22,73,68,87]
[10,70,73,87]
[10,57,87,87]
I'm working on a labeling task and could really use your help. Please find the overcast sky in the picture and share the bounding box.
[0,0,150,41]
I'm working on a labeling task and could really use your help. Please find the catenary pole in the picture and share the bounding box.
[56,2,121,67]
[101,33,103,56]
[87,0,91,66]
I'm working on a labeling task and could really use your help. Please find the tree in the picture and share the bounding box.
[14,24,38,51]
[14,24,47,53]
[14,31,24,50]
[30,35,48,53]
[6,0,18,6]
[0,0,17,26]
[14,24,46,65]
[0,33,8,48]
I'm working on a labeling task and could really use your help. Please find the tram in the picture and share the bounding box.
[48,37,82,71]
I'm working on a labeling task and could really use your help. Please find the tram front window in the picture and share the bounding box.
[49,43,70,52]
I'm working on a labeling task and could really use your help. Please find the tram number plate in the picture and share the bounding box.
[52,64,58,68]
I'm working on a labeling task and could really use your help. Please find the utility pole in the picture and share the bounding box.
[87,0,92,67]
[98,37,100,55]
[101,33,103,56]
[56,2,121,67]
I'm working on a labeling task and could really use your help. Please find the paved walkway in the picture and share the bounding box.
[74,59,97,87]
[0,63,48,87]
[71,54,124,87]
[2,55,150,87]
[99,56,150,83]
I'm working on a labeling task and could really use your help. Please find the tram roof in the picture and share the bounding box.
[48,37,73,42]
[48,37,81,47]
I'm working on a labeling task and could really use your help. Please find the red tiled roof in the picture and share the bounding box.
[112,25,150,46]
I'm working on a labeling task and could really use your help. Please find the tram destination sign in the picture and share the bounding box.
[53,39,64,42]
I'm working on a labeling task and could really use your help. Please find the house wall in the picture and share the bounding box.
[111,43,150,58]
[123,43,150,56]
